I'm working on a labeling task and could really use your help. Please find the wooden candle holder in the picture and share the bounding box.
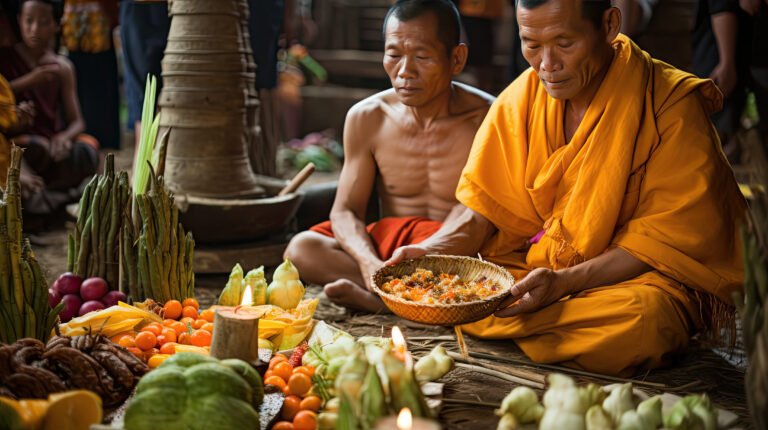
[209,308,260,363]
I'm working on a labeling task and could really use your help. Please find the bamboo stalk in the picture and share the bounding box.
[446,351,546,385]
[453,326,469,361]
[441,398,501,408]
[454,362,545,389]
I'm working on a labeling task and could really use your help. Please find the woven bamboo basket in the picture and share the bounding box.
[371,255,514,326]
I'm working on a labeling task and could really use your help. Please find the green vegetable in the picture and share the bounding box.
[602,383,635,424]
[585,405,613,430]
[359,360,386,428]
[636,396,662,429]
[539,409,585,430]
[414,345,454,382]
[267,259,305,309]
[218,264,244,306]
[135,366,186,393]
[222,358,264,408]
[496,413,520,430]
[243,266,267,305]
[495,386,544,424]
[317,412,339,430]
[158,352,217,369]
[124,388,187,430]
[543,374,591,415]
[184,394,259,430]
[184,363,252,404]
[618,410,652,430]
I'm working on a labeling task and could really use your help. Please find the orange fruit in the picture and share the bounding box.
[273,362,293,382]
[287,373,312,397]
[192,319,206,330]
[162,318,176,327]
[182,306,198,320]
[282,385,291,396]
[110,333,129,344]
[180,316,195,327]
[127,347,143,357]
[160,328,177,342]
[269,355,288,370]
[163,300,183,319]
[264,370,275,380]
[201,323,214,333]
[169,321,187,337]
[190,329,212,347]
[156,334,175,346]
[118,336,136,348]
[281,395,302,421]
[292,366,315,377]
[182,298,199,311]
[140,323,162,336]
[159,342,177,355]
[299,396,322,412]
[264,375,287,389]
[272,422,294,430]
[178,332,191,345]
[293,410,317,430]
[135,331,157,351]
[199,309,215,322]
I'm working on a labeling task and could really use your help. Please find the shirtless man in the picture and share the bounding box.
[284,0,494,312]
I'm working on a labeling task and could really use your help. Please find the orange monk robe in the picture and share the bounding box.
[0,74,16,188]
[456,34,746,377]
[310,216,442,260]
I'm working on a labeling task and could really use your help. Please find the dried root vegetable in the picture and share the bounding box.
[0,146,64,344]
[67,153,131,290]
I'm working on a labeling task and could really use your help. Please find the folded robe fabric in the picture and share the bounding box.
[456,34,746,376]
[310,216,442,260]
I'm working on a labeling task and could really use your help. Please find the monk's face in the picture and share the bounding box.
[19,1,58,50]
[383,12,466,107]
[517,0,619,101]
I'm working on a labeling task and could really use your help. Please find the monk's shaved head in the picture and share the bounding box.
[384,0,461,55]
[517,0,611,31]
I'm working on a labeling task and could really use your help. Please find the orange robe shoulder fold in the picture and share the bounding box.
[456,34,746,377]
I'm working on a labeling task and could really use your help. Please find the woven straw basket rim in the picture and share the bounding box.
[371,255,515,325]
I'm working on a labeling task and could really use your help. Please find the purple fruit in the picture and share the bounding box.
[56,273,82,296]
[59,294,82,322]
[101,290,127,307]
[78,300,106,316]
[49,288,62,308]
[80,277,108,301]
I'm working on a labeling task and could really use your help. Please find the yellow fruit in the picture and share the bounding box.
[43,390,102,430]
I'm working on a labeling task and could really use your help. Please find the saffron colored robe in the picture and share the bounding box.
[456,35,746,377]
[310,217,442,260]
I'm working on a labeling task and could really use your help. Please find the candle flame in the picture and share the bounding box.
[397,407,413,430]
[392,326,406,352]
[240,285,253,306]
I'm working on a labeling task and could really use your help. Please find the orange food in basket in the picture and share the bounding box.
[381,268,500,305]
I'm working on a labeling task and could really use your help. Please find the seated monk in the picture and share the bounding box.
[388,0,746,377]
[284,0,494,312]
[0,0,98,221]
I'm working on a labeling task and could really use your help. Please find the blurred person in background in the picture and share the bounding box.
[61,0,120,149]
[458,0,503,92]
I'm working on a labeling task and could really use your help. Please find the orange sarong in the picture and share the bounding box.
[456,34,746,376]
[310,216,442,260]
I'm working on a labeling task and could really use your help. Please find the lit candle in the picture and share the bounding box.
[233,285,253,313]
[392,326,407,362]
[373,408,442,430]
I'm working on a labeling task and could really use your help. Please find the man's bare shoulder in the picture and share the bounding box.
[450,81,495,116]
[347,89,397,122]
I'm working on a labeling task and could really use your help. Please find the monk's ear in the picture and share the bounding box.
[603,7,622,42]
[450,43,468,75]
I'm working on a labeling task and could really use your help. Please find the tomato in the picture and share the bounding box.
[199,309,215,323]
[127,347,143,357]
[180,317,195,327]
[159,342,177,355]
[264,370,275,380]
[293,410,317,430]
[140,323,162,336]
[182,298,199,311]
[118,336,136,348]
[264,375,287,389]
[281,395,301,421]
[192,319,207,330]
[299,396,322,412]
[273,362,293,382]
[190,329,211,347]
[163,300,183,319]
[287,373,312,397]
[169,321,187,337]
[135,331,157,351]
[201,323,214,333]
[182,306,199,320]
[269,355,288,370]
[160,328,177,342]
[272,422,294,430]
[178,332,191,345]
[292,366,315,377]
[162,319,176,327]
[282,385,291,396]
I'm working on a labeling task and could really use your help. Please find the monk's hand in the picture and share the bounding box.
[494,268,571,318]
[360,259,384,292]
[385,245,428,266]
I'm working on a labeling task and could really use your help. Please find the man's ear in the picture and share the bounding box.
[604,7,621,42]
[451,43,468,75]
